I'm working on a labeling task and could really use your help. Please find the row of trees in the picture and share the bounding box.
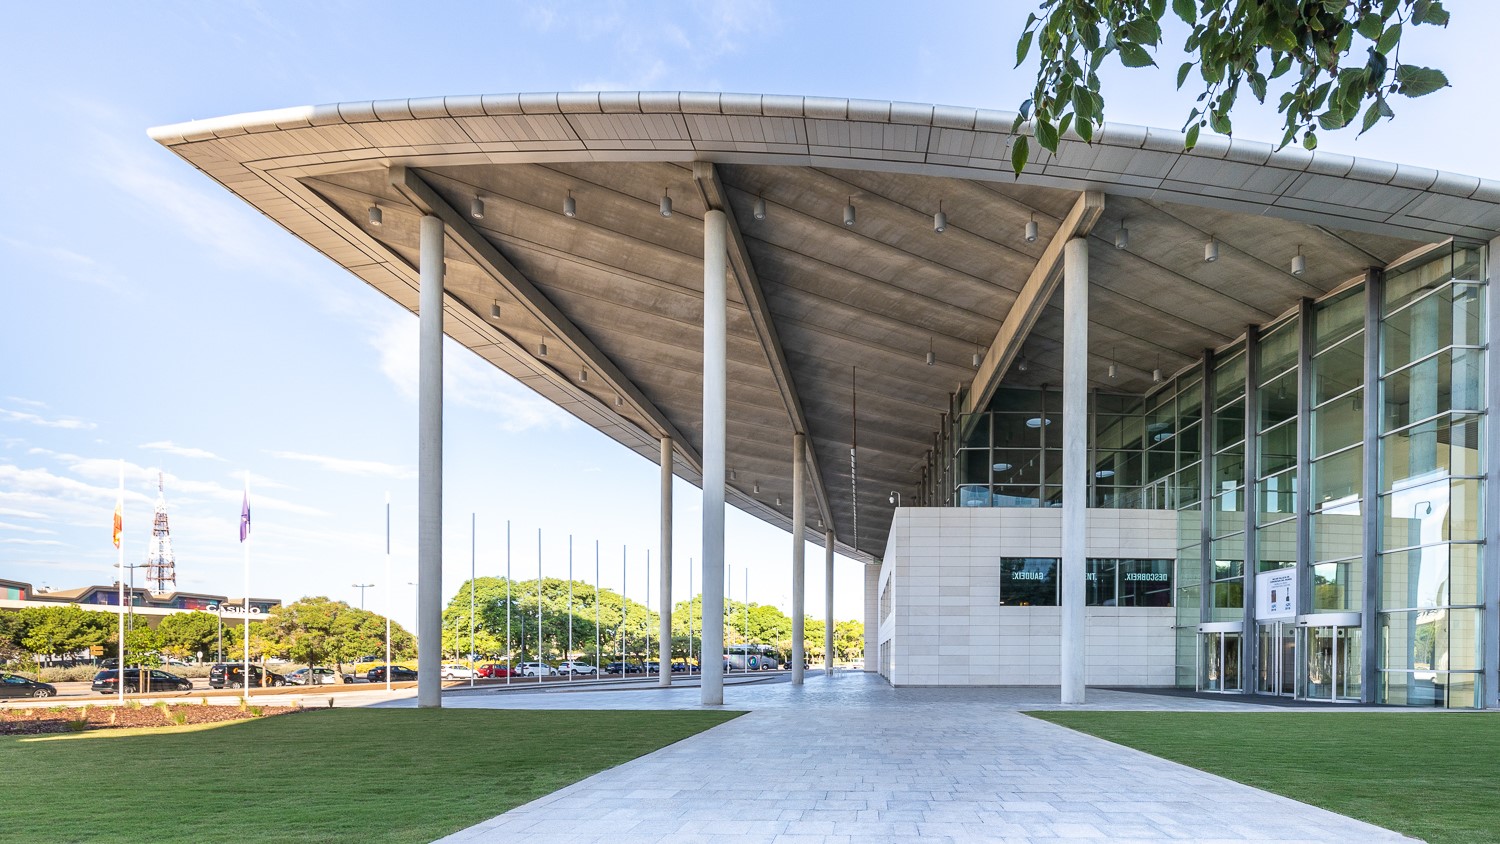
[439,577,864,665]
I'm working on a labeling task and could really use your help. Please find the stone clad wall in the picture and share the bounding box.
[879,507,1178,687]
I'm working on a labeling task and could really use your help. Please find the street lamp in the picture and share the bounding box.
[352,582,374,610]
[114,563,147,660]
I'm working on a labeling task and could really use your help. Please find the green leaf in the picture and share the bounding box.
[1035,118,1059,151]
[1076,115,1094,143]
[1184,123,1200,150]
[1176,61,1193,88]
[1149,0,1166,18]
[1015,29,1035,68]
[1058,112,1074,138]
[1377,95,1394,118]
[1118,42,1156,68]
[1356,13,1383,41]
[1248,72,1268,102]
[1317,110,1348,131]
[1210,110,1232,135]
[1172,0,1197,25]
[1375,22,1401,56]
[1359,101,1382,135]
[1123,17,1162,45]
[1011,135,1030,175]
[1395,65,1450,97]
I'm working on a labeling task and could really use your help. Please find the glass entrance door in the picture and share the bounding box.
[1256,621,1296,696]
[1197,624,1244,693]
[1297,623,1362,702]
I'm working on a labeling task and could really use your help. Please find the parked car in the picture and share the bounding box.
[518,662,557,677]
[477,663,519,678]
[555,660,597,676]
[603,661,643,675]
[0,673,57,699]
[207,663,286,689]
[366,665,418,683]
[92,669,194,694]
[286,667,342,686]
[440,664,477,680]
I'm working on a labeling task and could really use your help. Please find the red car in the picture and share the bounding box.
[477,663,520,678]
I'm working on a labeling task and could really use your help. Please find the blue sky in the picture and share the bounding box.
[1,2,1493,631]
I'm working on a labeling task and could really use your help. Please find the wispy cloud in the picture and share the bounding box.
[0,236,126,293]
[6,397,48,409]
[0,507,49,520]
[0,408,96,430]
[372,314,570,433]
[0,538,67,546]
[266,450,414,480]
[140,441,224,461]
[0,521,57,535]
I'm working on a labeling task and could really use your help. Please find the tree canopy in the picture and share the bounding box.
[256,597,413,670]
[1013,0,1452,171]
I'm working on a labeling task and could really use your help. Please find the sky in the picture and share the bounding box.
[0,2,1493,633]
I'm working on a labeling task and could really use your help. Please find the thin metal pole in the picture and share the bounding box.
[646,550,651,677]
[242,472,251,701]
[568,535,574,682]
[595,540,600,675]
[744,568,749,672]
[385,493,392,693]
[689,559,695,673]
[469,512,476,689]
[537,528,543,684]
[116,460,124,705]
[621,545,627,674]
[825,529,835,673]
[505,520,511,686]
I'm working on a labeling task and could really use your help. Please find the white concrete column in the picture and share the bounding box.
[1060,236,1088,704]
[700,209,727,706]
[864,561,880,671]
[416,214,444,709]
[824,529,835,674]
[658,436,673,687]
[791,432,807,685]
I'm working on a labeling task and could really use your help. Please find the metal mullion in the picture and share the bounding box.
[1384,344,1484,380]
[1199,349,1215,627]
[1311,382,1365,412]
[1296,298,1315,639]
[1380,408,1484,441]
[1362,270,1383,704]
[1243,323,1261,687]
[1384,276,1467,320]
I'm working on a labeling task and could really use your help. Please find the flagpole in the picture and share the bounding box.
[689,559,695,676]
[594,539,600,678]
[536,528,543,685]
[470,512,476,689]
[505,520,511,687]
[242,472,251,702]
[115,460,124,705]
[620,545,626,675]
[386,492,392,693]
[646,550,651,678]
[567,535,573,683]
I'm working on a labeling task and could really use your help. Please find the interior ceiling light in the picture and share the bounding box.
[1292,244,1306,276]
[615,395,623,407]
[776,495,782,506]
[368,205,382,226]
[1108,346,1118,380]
[1025,417,1051,428]
[753,481,760,495]
[925,338,935,367]
[753,195,766,221]
[1017,355,1028,373]
[538,340,549,357]
[660,188,673,218]
[1152,366,1163,384]
[730,468,737,481]
[1115,218,1129,250]
[470,197,485,220]
[1024,213,1038,243]
[972,348,982,369]
[1205,237,1219,263]
[579,369,588,383]
[563,191,577,218]
[933,200,947,234]
[1094,469,1116,479]
[489,300,501,320]
[992,462,1013,472]
[843,197,856,227]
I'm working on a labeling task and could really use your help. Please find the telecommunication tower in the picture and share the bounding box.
[144,473,178,595]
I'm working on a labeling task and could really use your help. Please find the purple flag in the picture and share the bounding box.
[239,491,251,542]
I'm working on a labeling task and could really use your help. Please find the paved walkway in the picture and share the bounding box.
[410,672,1414,844]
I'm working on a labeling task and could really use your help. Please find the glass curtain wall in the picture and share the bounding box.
[1256,316,1300,575]
[1377,246,1488,708]
[1210,347,1248,621]
[1310,288,1367,610]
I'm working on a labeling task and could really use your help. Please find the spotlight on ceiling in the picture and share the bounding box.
[1107,362,1118,380]
[579,369,588,383]
[933,201,947,234]
[1152,368,1163,383]
[470,197,485,220]
[368,205,382,226]
[753,195,766,221]
[730,468,737,481]
[1024,213,1038,243]
[615,395,623,407]
[776,495,782,506]
[660,188,673,218]
[1205,237,1219,263]
[753,481,760,495]
[489,301,501,320]
[1017,355,1028,373]
[972,350,982,369]
[1292,244,1306,276]
[843,197,856,227]
[563,191,577,218]
[1115,219,1129,250]
[538,341,549,358]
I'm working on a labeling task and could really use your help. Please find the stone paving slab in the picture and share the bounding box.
[420,673,1417,843]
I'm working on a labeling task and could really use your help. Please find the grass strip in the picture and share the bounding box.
[1027,710,1500,844]
[0,707,741,844]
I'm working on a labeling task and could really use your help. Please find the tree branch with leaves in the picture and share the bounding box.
[1012,0,1451,172]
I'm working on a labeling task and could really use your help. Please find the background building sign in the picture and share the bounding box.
[1256,570,1297,620]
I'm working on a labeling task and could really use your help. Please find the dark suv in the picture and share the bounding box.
[91,669,193,694]
[208,663,286,689]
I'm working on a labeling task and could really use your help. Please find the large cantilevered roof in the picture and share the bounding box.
[150,92,1500,563]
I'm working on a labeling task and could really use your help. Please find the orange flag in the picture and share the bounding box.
[112,498,122,548]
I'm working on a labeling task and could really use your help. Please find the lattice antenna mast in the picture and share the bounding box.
[144,472,177,594]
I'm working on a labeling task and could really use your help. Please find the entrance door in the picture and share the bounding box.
[1297,623,1362,701]
[1256,621,1297,696]
[1197,624,1244,693]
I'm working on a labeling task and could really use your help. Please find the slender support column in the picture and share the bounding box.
[824,529,835,674]
[659,436,673,687]
[1484,241,1500,709]
[864,562,880,671]
[1362,269,1383,703]
[1060,237,1088,704]
[791,432,807,685]
[416,214,444,709]
[700,209,727,706]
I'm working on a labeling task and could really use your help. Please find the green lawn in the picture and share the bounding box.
[1028,710,1500,844]
[0,708,741,844]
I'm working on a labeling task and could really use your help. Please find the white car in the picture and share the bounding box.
[286,667,340,686]
[518,662,557,677]
[440,664,477,680]
[556,660,597,676]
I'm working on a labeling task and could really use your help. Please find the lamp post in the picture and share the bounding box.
[114,562,146,698]
[352,582,374,610]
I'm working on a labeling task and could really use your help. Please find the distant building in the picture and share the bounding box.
[0,577,280,626]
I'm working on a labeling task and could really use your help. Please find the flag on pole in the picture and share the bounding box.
[112,495,123,549]
[239,490,251,542]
